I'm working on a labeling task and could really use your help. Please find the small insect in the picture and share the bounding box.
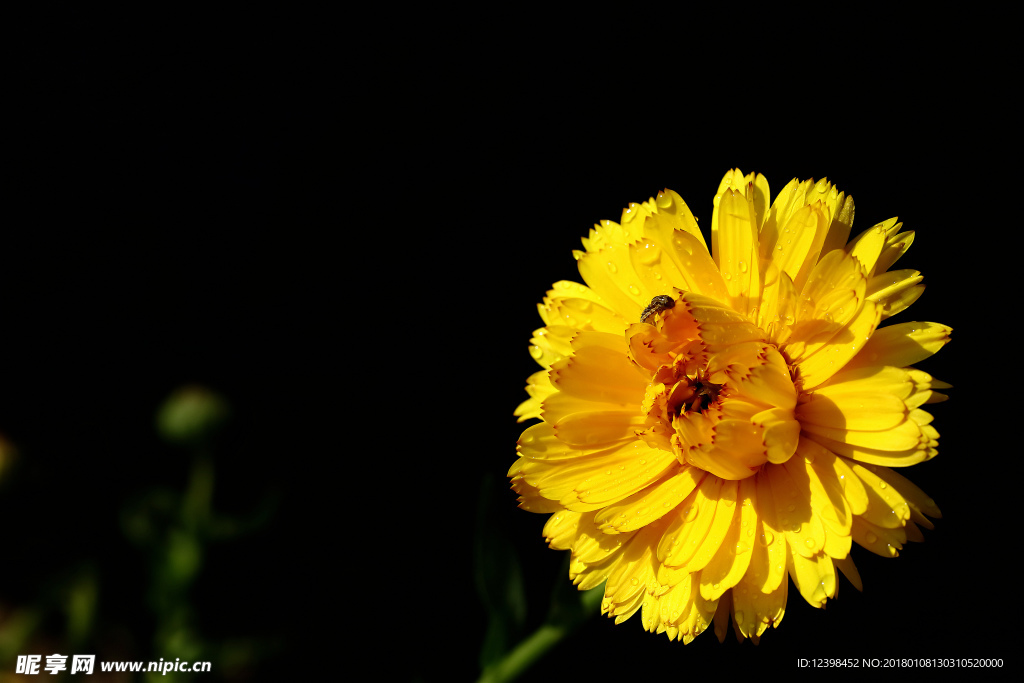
[640,295,675,324]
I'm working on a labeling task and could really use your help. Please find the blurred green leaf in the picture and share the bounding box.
[156,385,229,445]
[474,473,527,670]
[66,566,98,648]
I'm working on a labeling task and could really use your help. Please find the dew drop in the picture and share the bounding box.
[629,284,640,295]
[631,577,639,586]
[865,532,878,543]
[739,261,748,273]
[639,243,662,265]
[529,345,543,360]
[607,262,618,273]
[879,481,887,489]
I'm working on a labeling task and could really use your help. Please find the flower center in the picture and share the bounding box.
[631,292,801,480]
[673,374,723,415]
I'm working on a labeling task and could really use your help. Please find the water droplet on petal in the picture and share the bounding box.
[639,243,662,265]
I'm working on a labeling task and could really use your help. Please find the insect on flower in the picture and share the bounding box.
[640,294,676,324]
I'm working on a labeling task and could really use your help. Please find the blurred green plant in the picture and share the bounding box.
[475,474,602,683]
[0,384,281,681]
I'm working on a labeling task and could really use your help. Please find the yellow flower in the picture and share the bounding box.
[508,169,950,644]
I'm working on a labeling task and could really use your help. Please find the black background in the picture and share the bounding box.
[5,17,329,681]
[5,10,1017,683]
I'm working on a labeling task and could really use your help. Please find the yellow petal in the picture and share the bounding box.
[595,465,706,534]
[648,188,707,250]
[797,390,907,431]
[765,202,829,293]
[842,322,951,371]
[658,229,730,304]
[541,295,627,335]
[849,462,911,529]
[818,452,868,515]
[818,191,855,256]
[873,229,914,274]
[787,551,836,608]
[514,370,556,422]
[712,188,761,317]
[847,218,899,275]
[571,512,635,565]
[576,244,648,320]
[682,291,767,348]
[732,562,786,638]
[869,465,941,519]
[834,555,863,591]
[659,475,723,568]
[878,284,926,319]
[851,516,903,557]
[528,325,573,369]
[773,460,826,557]
[866,268,922,302]
[542,509,582,550]
[552,409,646,447]
[700,477,757,600]
[753,469,789,593]
[605,519,668,620]
[686,480,740,573]
[550,336,648,406]
[795,299,880,391]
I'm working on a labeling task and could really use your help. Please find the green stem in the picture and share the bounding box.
[476,623,567,683]
[477,586,603,683]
